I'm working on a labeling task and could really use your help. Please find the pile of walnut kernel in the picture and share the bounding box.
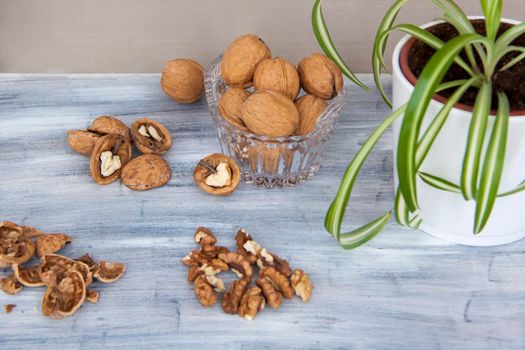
[0,221,126,319]
[183,227,313,320]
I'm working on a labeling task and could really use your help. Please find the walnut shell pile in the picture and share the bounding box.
[0,221,125,319]
[67,115,172,191]
[216,34,343,138]
[183,227,313,320]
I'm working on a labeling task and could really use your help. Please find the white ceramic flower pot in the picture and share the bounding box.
[392,18,525,246]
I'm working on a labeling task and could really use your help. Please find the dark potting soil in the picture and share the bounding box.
[408,20,525,111]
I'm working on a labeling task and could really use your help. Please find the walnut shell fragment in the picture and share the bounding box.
[90,134,132,185]
[161,58,205,103]
[131,118,172,155]
[194,274,217,307]
[254,57,300,100]
[1,273,23,295]
[86,290,99,304]
[94,261,126,283]
[295,94,328,136]
[88,115,132,142]
[298,53,344,100]
[12,264,44,287]
[241,90,299,137]
[290,269,313,302]
[67,130,102,156]
[35,234,72,257]
[193,154,240,196]
[239,286,265,321]
[121,154,171,191]
[39,254,93,287]
[221,34,271,87]
[0,236,35,266]
[218,88,250,130]
[75,254,97,272]
[42,270,86,319]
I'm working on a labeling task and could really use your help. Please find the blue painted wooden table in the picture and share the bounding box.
[0,74,524,349]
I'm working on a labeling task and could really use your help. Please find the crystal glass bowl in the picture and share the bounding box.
[204,55,347,188]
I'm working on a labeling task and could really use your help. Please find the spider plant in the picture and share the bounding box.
[312,0,525,249]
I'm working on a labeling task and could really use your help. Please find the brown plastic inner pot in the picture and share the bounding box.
[399,30,525,117]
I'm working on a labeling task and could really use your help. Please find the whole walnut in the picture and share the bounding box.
[297,53,344,99]
[161,58,204,103]
[218,88,251,130]
[221,34,271,87]
[253,57,300,100]
[295,94,328,135]
[241,90,299,137]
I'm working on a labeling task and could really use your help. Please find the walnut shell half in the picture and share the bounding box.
[131,118,172,154]
[221,34,271,87]
[94,261,126,283]
[35,233,72,257]
[193,153,240,196]
[161,58,205,104]
[90,134,132,185]
[241,90,299,137]
[297,53,344,99]
[88,115,132,142]
[67,130,102,156]
[12,264,44,287]
[253,57,300,100]
[42,270,86,319]
[121,154,171,191]
[295,94,328,136]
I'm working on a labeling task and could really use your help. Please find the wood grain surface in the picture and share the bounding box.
[0,74,524,349]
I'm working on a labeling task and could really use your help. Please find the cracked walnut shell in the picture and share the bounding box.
[194,153,240,196]
[94,261,126,283]
[298,53,344,100]
[161,58,205,104]
[131,118,172,155]
[295,94,328,136]
[39,254,93,287]
[89,115,132,142]
[241,90,299,137]
[121,154,171,191]
[1,273,23,295]
[41,270,86,319]
[67,130,102,156]
[218,88,250,130]
[12,264,44,287]
[253,57,300,100]
[221,34,271,87]
[35,234,72,257]
[90,134,132,185]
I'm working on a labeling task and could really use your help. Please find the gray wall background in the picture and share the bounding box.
[1,0,524,73]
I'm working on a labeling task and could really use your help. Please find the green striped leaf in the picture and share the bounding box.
[397,34,489,212]
[372,0,410,107]
[481,0,503,41]
[499,181,525,197]
[461,80,492,200]
[419,172,461,193]
[495,22,525,52]
[337,212,392,250]
[474,92,509,234]
[324,106,407,249]
[431,0,474,34]
[394,78,477,226]
[312,0,368,90]
[376,24,476,77]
